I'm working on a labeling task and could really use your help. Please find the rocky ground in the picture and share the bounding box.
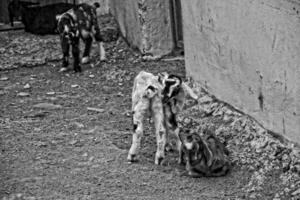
[0,16,299,200]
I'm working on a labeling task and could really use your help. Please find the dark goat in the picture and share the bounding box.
[8,0,39,27]
[179,129,231,177]
[8,1,74,35]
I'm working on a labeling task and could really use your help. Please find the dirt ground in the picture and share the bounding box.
[0,19,299,200]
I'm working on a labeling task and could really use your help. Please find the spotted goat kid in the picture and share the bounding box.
[128,71,198,165]
[56,2,106,72]
[179,129,231,177]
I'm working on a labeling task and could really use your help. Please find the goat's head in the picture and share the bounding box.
[56,13,79,43]
[158,72,182,103]
[179,129,214,167]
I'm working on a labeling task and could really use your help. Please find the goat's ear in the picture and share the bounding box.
[56,14,61,22]
[191,132,202,143]
[158,72,167,84]
[181,82,198,100]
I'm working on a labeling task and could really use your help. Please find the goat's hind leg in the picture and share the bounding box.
[152,97,167,165]
[127,99,150,163]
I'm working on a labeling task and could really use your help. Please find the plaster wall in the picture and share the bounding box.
[182,0,300,143]
[110,0,174,57]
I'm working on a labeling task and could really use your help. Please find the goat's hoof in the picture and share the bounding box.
[178,158,184,165]
[155,157,164,165]
[165,143,174,152]
[82,56,90,64]
[100,57,107,61]
[127,154,138,163]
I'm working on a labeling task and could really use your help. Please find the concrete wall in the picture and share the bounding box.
[182,0,300,143]
[110,0,174,57]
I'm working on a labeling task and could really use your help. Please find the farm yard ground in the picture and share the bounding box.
[0,16,300,200]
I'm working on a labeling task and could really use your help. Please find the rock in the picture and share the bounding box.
[198,95,213,104]
[87,107,105,113]
[117,92,124,97]
[71,84,79,88]
[82,153,88,157]
[88,156,95,162]
[0,76,9,81]
[89,74,95,78]
[291,164,300,173]
[0,90,7,96]
[33,103,62,110]
[69,140,78,145]
[73,122,84,128]
[284,187,290,193]
[23,83,31,89]
[46,92,55,95]
[36,141,47,147]
[291,188,300,196]
[17,92,30,97]
[249,193,256,199]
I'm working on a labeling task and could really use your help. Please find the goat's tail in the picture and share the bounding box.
[143,85,158,99]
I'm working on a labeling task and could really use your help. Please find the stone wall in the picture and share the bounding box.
[109,0,174,57]
[182,0,300,143]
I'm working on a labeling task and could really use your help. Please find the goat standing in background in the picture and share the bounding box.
[56,2,106,72]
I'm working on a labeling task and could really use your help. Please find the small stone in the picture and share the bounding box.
[24,83,31,89]
[83,153,88,157]
[73,122,84,128]
[87,107,105,113]
[17,92,30,97]
[33,103,62,110]
[284,188,290,193]
[46,92,55,95]
[274,193,280,198]
[89,156,94,162]
[89,74,95,78]
[36,141,47,147]
[0,77,9,81]
[117,92,124,97]
[71,84,79,88]
[291,188,300,196]
[210,102,218,109]
[198,95,212,104]
[69,140,78,145]
[0,90,6,96]
[59,67,68,72]
[249,193,256,199]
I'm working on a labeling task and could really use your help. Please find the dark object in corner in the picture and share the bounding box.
[8,1,74,35]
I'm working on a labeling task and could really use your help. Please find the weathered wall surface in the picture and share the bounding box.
[182,0,300,143]
[110,0,174,57]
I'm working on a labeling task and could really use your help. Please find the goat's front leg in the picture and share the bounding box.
[81,35,93,64]
[152,97,166,165]
[165,104,182,164]
[59,36,70,72]
[128,99,150,163]
[71,37,81,72]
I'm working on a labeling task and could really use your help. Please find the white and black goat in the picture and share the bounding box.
[127,71,198,165]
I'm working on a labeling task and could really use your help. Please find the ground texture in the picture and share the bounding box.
[0,16,300,200]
